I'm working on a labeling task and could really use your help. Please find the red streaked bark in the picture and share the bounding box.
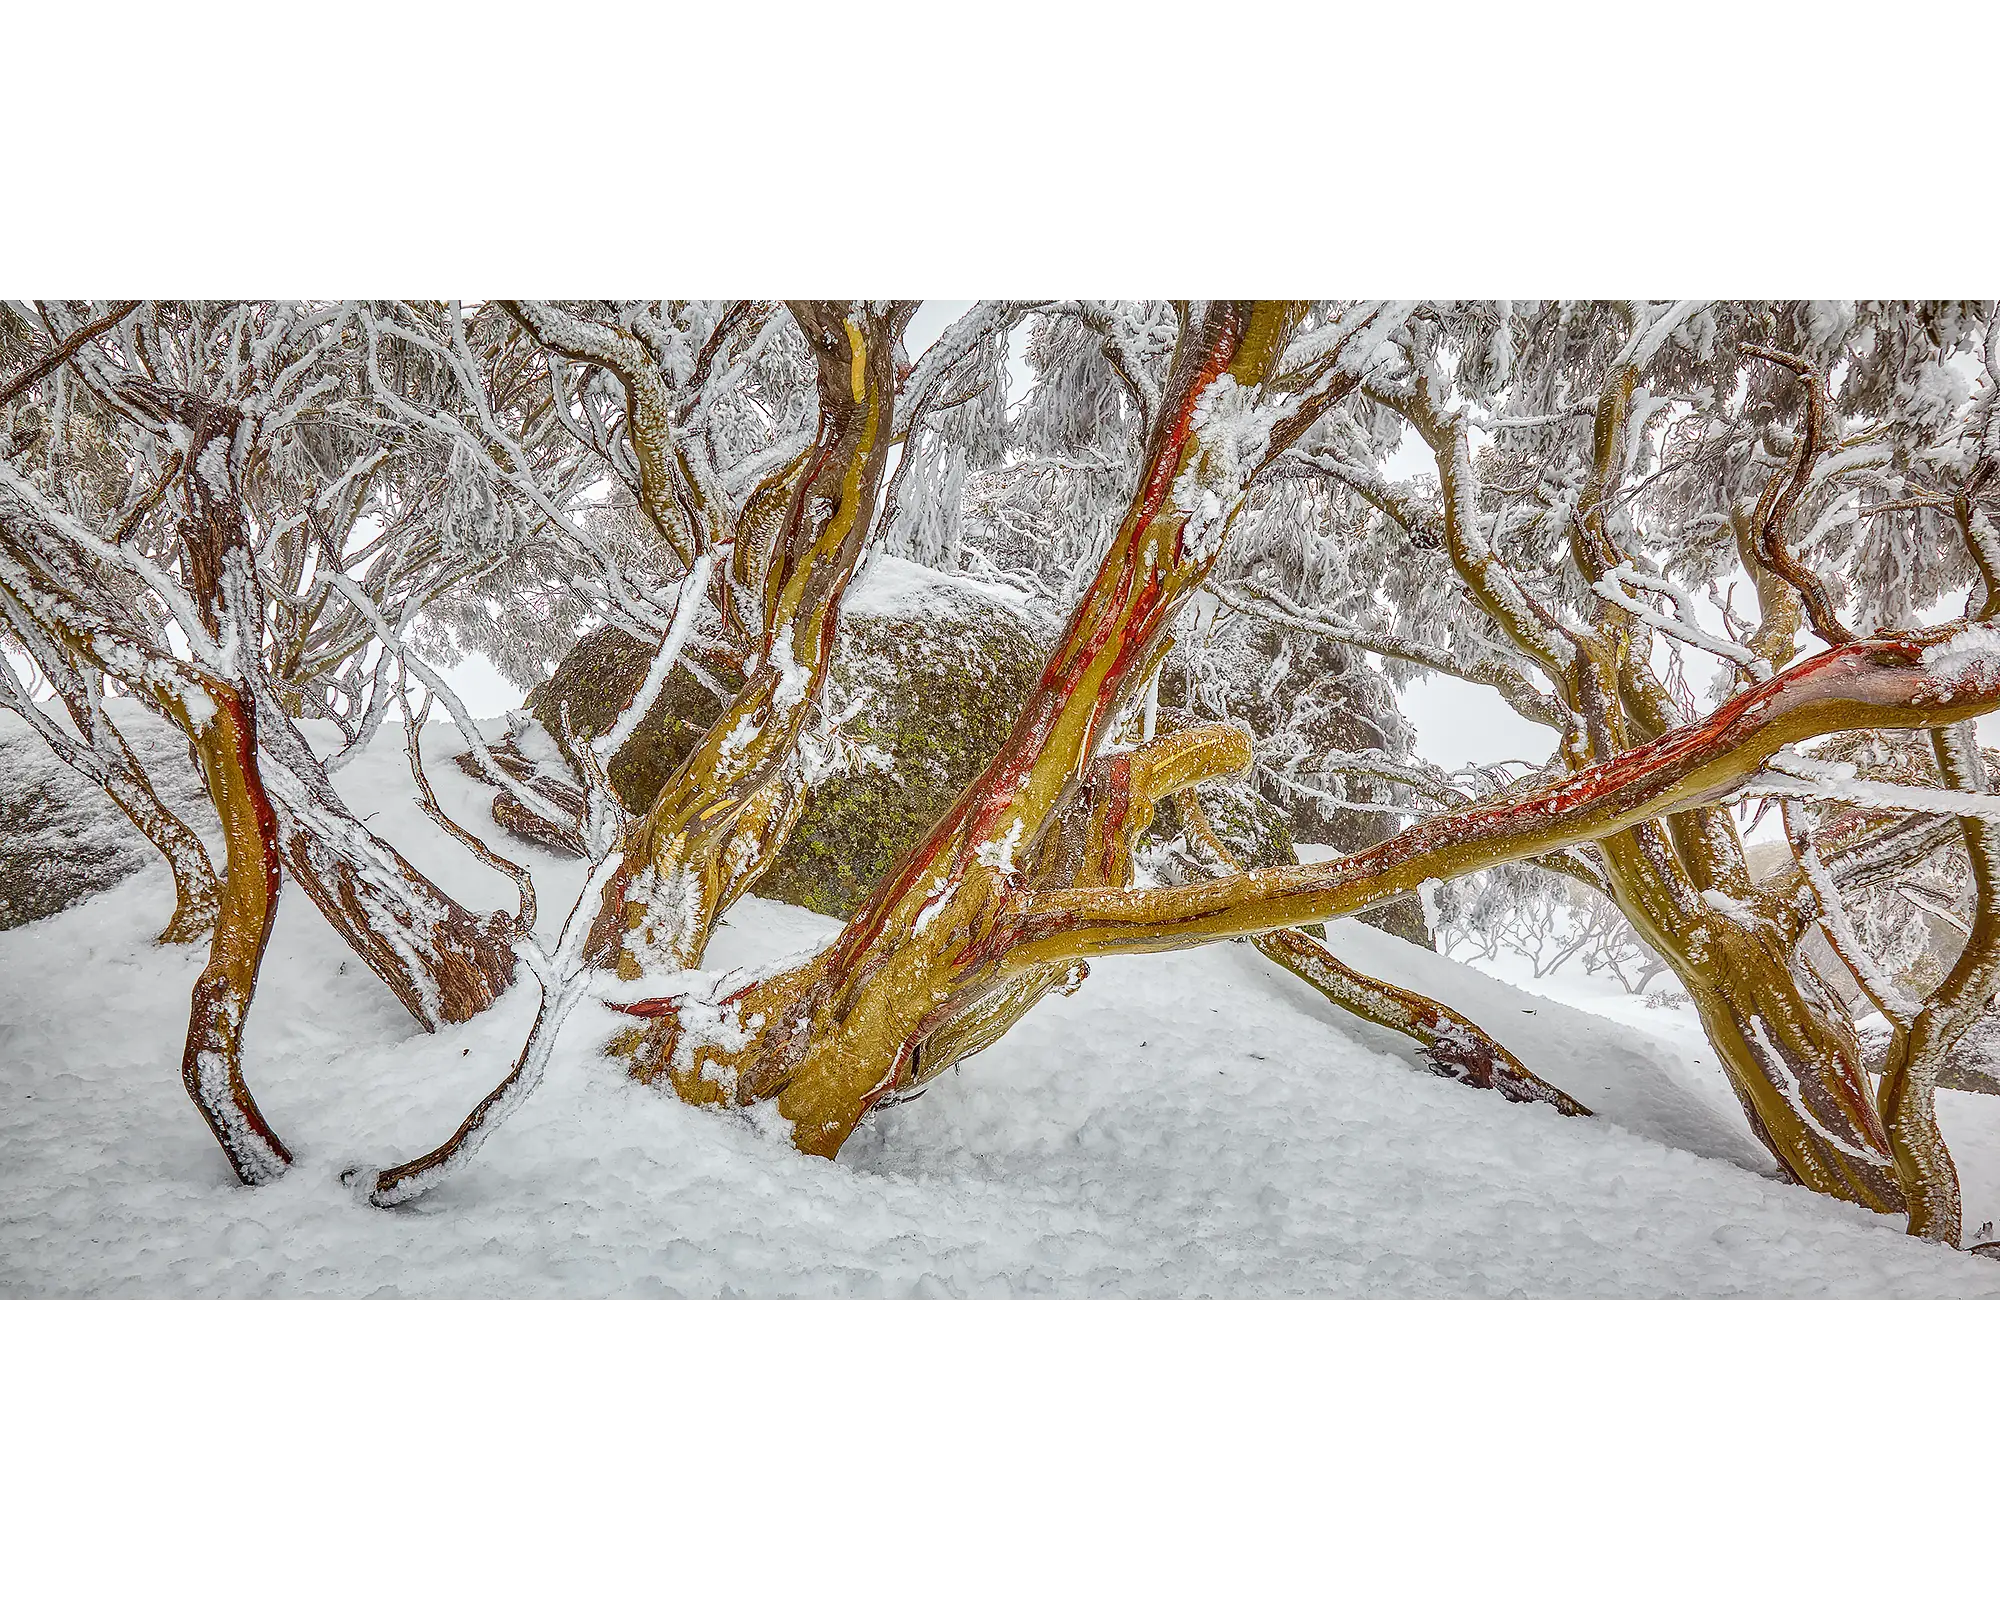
[176,684,292,1183]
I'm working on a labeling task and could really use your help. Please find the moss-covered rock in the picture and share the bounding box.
[1151,780,1328,942]
[1178,779,1298,872]
[757,602,1046,917]
[530,559,1048,921]
[525,629,746,817]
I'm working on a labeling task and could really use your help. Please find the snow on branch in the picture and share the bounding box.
[586,547,716,772]
[1613,301,1710,371]
[1748,749,2000,820]
[1218,579,1570,732]
[1593,562,1769,678]
[311,561,580,835]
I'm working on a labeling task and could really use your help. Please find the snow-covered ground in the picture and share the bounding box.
[5,705,1999,1297]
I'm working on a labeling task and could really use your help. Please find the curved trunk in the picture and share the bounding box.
[174,684,292,1184]
[1252,925,1588,1116]
[1878,1030,1961,1243]
[1874,727,2000,1242]
[78,697,221,945]
[105,759,222,946]
[630,613,2000,1163]
[618,725,1259,1154]
[1176,786,1586,1115]
[1595,820,1903,1211]
[1672,923,1901,1210]
[0,605,222,944]
[601,304,909,978]
[0,478,287,1176]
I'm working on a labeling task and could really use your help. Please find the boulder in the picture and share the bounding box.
[0,703,213,931]
[528,557,1049,920]
[524,627,745,820]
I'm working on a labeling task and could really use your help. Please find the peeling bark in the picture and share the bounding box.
[604,303,913,976]
[618,305,1398,1155]
[0,498,289,1181]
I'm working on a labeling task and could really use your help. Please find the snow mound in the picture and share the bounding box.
[4,705,1998,1297]
[843,551,1040,625]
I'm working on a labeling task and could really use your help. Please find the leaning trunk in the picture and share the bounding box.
[253,701,517,1028]
[597,302,910,977]
[1673,921,1902,1210]
[175,684,292,1182]
[1596,823,1903,1211]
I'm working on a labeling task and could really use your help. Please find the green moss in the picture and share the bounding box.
[527,630,744,815]
[531,589,1045,921]
[759,608,1044,918]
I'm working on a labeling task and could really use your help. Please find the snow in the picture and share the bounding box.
[843,551,1038,624]
[973,817,1026,874]
[1700,887,1757,927]
[5,705,2000,1296]
[1173,374,1271,564]
[1921,621,2000,701]
[1752,748,2000,820]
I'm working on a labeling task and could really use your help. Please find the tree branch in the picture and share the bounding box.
[1007,620,2000,965]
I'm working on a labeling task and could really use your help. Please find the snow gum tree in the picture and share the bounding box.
[348,300,1046,1197]
[462,302,2000,1204]
[12,299,2000,1253]
[1,301,547,1177]
[1222,301,2000,1236]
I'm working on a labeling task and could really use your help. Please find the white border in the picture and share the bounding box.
[6,3,1998,1590]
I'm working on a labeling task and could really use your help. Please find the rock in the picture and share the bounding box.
[527,557,1050,920]
[756,601,1047,919]
[1155,778,1328,943]
[525,627,745,820]
[523,555,1433,945]
[0,703,214,931]
[1155,616,1432,948]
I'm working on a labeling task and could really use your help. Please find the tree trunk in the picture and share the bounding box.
[1672,921,1902,1211]
[137,378,520,1030]
[175,682,292,1183]
[0,589,222,943]
[1874,726,2000,1242]
[1176,786,1586,1116]
[252,699,518,1028]
[615,303,1373,1152]
[1253,926,1589,1114]
[598,302,911,977]
[1590,819,1905,1212]
[632,612,2000,1163]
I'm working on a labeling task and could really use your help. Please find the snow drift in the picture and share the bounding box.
[3,703,1998,1297]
